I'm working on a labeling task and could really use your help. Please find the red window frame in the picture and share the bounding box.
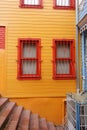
[53,0,75,10]
[0,26,5,49]
[17,38,41,80]
[20,0,43,8]
[53,39,76,80]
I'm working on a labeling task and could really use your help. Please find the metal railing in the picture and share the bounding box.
[80,105,87,130]
[66,95,76,130]
[66,94,87,130]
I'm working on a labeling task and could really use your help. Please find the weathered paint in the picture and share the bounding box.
[0,0,76,124]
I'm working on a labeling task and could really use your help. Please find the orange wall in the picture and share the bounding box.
[10,97,65,124]
[0,0,76,124]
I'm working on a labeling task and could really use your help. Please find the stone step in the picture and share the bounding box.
[47,122,56,130]
[0,94,64,130]
[56,126,64,130]
[40,118,48,130]
[30,113,39,130]
[17,110,31,130]
[0,97,8,109]
[3,106,23,130]
[0,102,16,128]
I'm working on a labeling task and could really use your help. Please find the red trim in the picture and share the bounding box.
[53,0,75,10]
[0,26,5,49]
[52,39,76,80]
[20,0,43,9]
[17,38,41,80]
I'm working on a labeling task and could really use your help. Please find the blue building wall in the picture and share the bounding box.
[79,0,87,22]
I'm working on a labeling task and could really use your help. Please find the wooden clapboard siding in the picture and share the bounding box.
[0,0,76,124]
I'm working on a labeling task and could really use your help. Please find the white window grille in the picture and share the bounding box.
[56,0,70,6]
[24,0,39,5]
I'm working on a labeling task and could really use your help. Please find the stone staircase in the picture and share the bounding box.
[0,96,63,130]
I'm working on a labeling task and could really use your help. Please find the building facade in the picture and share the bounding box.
[0,0,76,124]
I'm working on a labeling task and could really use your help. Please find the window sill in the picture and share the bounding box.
[53,75,76,80]
[19,5,43,9]
[17,76,41,80]
[53,6,75,10]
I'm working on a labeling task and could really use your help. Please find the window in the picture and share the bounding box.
[20,0,43,8]
[53,39,76,79]
[18,38,41,79]
[53,0,75,9]
[0,26,5,49]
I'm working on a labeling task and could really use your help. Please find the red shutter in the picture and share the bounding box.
[0,26,5,49]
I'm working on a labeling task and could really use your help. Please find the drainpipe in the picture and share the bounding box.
[82,32,85,91]
[76,0,80,94]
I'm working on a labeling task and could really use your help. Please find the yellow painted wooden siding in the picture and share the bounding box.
[0,0,76,97]
[0,0,76,124]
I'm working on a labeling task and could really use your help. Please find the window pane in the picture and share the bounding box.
[24,0,39,5]
[24,0,28,4]
[56,0,70,6]
[33,0,39,5]
[56,60,70,74]
[23,42,36,58]
[56,43,70,58]
[22,60,36,74]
